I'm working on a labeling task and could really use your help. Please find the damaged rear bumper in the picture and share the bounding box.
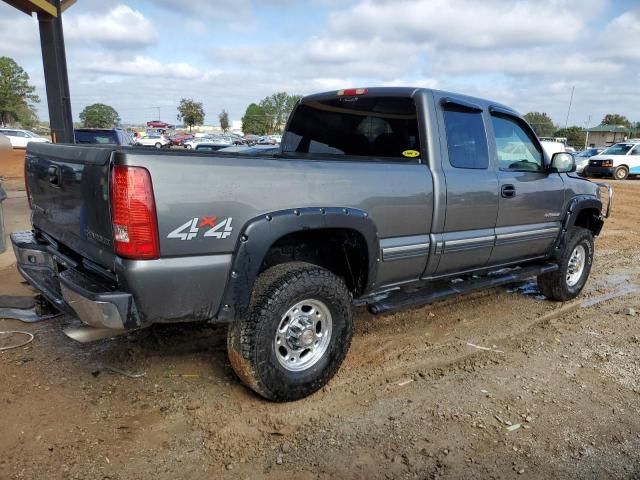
[11,231,137,330]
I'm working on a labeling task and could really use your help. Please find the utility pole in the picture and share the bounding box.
[155,106,161,121]
[564,85,575,129]
[584,115,591,149]
[3,0,76,143]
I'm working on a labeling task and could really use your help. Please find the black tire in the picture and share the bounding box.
[227,262,353,401]
[154,142,162,149]
[614,166,629,180]
[537,227,594,301]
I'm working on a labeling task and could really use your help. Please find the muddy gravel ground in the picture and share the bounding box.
[1,152,639,479]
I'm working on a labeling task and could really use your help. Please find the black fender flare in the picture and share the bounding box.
[216,207,379,322]
[553,195,603,254]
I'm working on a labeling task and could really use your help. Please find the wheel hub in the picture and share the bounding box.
[566,244,586,287]
[274,299,333,372]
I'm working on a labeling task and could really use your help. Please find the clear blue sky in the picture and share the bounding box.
[1,0,638,127]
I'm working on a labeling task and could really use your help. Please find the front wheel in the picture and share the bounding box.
[537,227,594,301]
[227,262,353,402]
[614,166,629,180]
[154,142,162,149]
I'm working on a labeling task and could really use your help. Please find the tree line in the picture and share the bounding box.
[2,55,638,142]
[524,112,640,147]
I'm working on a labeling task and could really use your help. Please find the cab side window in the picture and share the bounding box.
[630,145,640,155]
[443,106,488,169]
[491,114,543,172]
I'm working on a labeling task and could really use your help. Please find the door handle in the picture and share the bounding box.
[47,165,60,186]
[501,184,516,198]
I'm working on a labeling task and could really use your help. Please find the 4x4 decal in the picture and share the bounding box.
[167,216,233,240]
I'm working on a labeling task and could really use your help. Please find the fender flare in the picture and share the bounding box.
[216,207,379,322]
[553,195,603,254]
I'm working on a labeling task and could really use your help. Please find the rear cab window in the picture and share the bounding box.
[282,96,421,162]
[75,130,118,144]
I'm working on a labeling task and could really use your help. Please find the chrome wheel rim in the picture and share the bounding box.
[616,169,626,180]
[274,299,332,372]
[566,244,586,287]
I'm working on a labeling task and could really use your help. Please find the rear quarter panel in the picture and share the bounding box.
[116,151,434,283]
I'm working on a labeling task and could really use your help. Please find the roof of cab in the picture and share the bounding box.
[299,87,520,117]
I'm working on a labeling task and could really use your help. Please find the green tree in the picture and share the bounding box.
[176,98,204,132]
[218,109,230,132]
[79,103,121,128]
[523,112,556,137]
[259,92,302,133]
[554,126,586,148]
[601,113,631,128]
[241,103,268,135]
[0,56,40,126]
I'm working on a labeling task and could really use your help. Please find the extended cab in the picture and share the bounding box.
[12,88,610,401]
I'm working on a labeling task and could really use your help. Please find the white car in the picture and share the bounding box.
[184,136,232,149]
[135,134,170,149]
[0,128,50,148]
[584,141,640,180]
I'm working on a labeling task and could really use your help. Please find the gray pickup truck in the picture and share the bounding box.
[12,87,611,401]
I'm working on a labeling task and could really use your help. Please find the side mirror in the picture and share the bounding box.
[549,152,575,173]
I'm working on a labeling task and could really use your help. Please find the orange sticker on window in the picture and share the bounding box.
[402,149,420,158]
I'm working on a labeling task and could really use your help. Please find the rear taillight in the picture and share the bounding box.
[110,165,159,260]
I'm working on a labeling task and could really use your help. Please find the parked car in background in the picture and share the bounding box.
[0,128,50,148]
[584,141,640,180]
[75,128,135,146]
[0,132,11,149]
[184,136,232,149]
[146,121,171,129]
[574,147,604,175]
[135,134,171,149]
[540,140,566,158]
[169,133,194,146]
[194,144,229,152]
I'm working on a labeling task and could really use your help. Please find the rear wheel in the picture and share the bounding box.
[538,227,594,301]
[227,262,352,401]
[614,166,629,180]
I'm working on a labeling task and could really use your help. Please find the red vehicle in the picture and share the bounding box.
[146,120,171,129]
[169,133,194,146]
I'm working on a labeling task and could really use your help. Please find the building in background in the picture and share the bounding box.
[585,125,640,147]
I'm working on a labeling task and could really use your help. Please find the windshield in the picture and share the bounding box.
[601,143,633,155]
[282,96,420,160]
[75,130,118,144]
[576,150,593,158]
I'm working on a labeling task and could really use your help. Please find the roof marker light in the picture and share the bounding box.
[337,88,368,96]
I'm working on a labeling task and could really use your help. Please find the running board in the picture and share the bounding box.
[367,263,559,315]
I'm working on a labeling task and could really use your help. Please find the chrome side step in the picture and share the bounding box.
[368,263,559,315]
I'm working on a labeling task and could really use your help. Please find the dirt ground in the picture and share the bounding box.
[1,149,640,479]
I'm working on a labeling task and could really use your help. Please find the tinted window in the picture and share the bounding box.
[75,130,118,144]
[491,115,543,172]
[630,145,640,155]
[443,107,488,169]
[282,96,420,161]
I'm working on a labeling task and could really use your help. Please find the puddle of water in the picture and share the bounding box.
[504,280,547,300]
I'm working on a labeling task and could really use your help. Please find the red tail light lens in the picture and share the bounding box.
[110,165,159,259]
[337,88,368,96]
